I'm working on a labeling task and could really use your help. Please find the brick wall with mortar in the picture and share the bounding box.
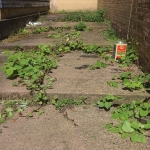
[102,0,150,72]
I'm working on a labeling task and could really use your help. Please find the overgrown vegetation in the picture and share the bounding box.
[74,21,87,31]
[107,71,150,91]
[103,28,118,41]
[0,99,27,124]
[51,95,83,110]
[2,44,57,105]
[1,12,150,144]
[97,95,150,143]
[61,9,105,22]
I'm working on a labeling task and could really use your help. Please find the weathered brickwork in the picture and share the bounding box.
[103,0,150,72]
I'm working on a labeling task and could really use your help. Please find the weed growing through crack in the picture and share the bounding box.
[33,26,50,34]
[51,95,83,110]
[90,60,108,70]
[97,95,150,143]
[0,99,27,124]
[97,95,122,110]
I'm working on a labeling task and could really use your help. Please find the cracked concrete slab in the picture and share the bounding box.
[0,105,150,150]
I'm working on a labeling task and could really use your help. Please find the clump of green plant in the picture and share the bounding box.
[62,9,105,22]
[2,44,57,105]
[74,22,87,31]
[48,33,61,39]
[51,95,83,110]
[121,72,150,91]
[90,60,108,70]
[103,28,118,41]
[105,99,150,143]
[33,27,49,34]
[0,99,27,124]
[108,71,150,91]
[18,28,29,34]
[97,95,122,110]
[107,81,119,88]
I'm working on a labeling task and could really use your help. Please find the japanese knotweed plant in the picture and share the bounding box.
[97,94,122,110]
[2,44,57,104]
[108,71,150,91]
[105,99,150,143]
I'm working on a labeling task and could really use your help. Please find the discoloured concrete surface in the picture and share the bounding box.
[0,14,150,150]
[0,105,150,150]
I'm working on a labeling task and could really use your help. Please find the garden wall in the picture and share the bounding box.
[50,0,98,12]
[102,0,150,72]
[0,0,49,19]
[0,0,49,39]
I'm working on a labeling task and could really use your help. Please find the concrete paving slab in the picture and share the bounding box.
[0,105,149,150]
[0,51,149,103]
[0,21,112,50]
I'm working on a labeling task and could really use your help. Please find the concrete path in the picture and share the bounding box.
[0,13,150,150]
[0,105,150,150]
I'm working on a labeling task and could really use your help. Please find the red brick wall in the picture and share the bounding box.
[102,0,150,72]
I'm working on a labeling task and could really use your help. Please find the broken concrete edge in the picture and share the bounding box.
[0,92,149,104]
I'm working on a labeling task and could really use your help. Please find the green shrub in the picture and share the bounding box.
[62,9,105,22]
[74,22,87,31]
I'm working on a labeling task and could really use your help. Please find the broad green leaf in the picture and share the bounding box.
[54,95,58,100]
[121,133,127,139]
[7,112,13,118]
[97,101,104,107]
[122,121,134,133]
[130,132,137,142]
[127,110,134,117]
[105,94,115,100]
[6,67,16,77]
[120,72,131,80]
[105,123,113,129]
[123,79,131,86]
[136,134,146,143]
[0,117,5,123]
[108,127,119,133]
[95,60,101,68]
[147,119,150,124]
[38,110,44,116]
[28,113,33,117]
[6,107,13,112]
[52,61,57,68]
[111,112,119,119]
[112,81,118,88]
[131,121,139,129]
[140,109,149,117]
[39,101,43,105]
[108,81,118,88]
[105,102,112,109]
[120,112,128,121]
[144,124,150,129]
